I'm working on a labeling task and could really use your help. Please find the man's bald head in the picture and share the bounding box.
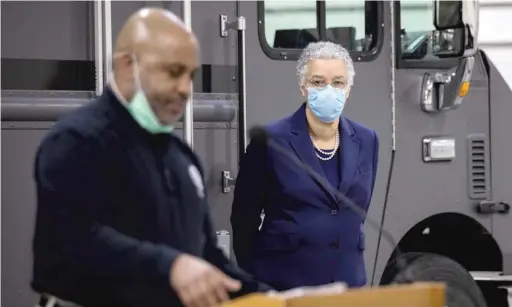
[115,7,196,56]
[112,8,200,126]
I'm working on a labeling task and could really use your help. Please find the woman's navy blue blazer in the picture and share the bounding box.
[230,104,379,291]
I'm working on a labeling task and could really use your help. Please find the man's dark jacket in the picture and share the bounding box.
[32,87,270,307]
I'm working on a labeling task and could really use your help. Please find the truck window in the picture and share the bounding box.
[259,0,382,61]
[262,0,318,51]
[326,0,378,53]
[398,0,463,67]
[1,1,95,92]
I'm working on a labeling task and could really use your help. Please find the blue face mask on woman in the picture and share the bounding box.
[307,86,346,123]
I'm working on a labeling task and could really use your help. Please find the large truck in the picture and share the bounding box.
[2,1,512,306]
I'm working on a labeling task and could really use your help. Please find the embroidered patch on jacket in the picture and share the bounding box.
[188,164,205,199]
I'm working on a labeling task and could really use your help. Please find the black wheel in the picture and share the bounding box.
[382,252,488,307]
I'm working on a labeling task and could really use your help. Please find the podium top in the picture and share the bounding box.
[221,282,445,307]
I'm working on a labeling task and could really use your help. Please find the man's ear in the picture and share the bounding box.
[112,53,133,77]
[113,52,132,67]
[124,53,135,72]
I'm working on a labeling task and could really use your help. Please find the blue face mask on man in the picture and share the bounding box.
[307,85,347,123]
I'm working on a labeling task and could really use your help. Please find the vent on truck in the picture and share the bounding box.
[468,134,488,199]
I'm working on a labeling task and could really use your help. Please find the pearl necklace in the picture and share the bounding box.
[310,130,340,161]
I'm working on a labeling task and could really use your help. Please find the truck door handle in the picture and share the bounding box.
[219,15,248,158]
[476,201,510,215]
[221,170,236,193]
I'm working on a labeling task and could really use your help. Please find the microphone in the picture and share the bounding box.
[248,126,412,285]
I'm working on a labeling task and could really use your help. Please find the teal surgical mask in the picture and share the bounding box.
[307,86,346,123]
[125,55,174,134]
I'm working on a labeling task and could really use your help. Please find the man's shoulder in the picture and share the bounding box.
[38,98,111,158]
[53,98,109,135]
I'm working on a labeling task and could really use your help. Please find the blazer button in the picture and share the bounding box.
[331,209,338,215]
[330,243,339,249]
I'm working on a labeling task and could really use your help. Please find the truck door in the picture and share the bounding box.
[237,0,392,283]
[373,0,493,283]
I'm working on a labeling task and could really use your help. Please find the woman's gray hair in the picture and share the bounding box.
[296,41,355,87]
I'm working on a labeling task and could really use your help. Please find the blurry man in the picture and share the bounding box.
[32,8,271,307]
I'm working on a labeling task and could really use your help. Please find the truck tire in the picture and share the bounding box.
[382,252,488,307]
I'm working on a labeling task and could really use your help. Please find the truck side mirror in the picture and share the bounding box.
[432,0,479,58]
[434,1,463,30]
[422,0,479,112]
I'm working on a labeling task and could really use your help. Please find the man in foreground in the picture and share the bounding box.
[32,8,271,307]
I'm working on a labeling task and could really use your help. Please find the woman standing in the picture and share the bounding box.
[230,41,379,291]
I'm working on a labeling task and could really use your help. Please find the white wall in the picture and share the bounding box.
[479,0,512,90]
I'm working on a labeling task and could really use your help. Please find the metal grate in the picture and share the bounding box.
[468,134,488,199]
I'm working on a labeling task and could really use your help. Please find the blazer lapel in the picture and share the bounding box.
[338,116,360,196]
[288,104,338,207]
